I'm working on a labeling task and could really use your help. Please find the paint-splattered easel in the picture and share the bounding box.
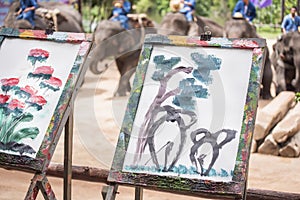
[102,34,267,200]
[0,27,92,200]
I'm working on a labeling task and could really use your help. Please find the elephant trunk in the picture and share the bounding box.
[88,42,112,75]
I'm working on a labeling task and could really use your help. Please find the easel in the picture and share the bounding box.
[0,27,92,200]
[24,99,74,200]
[102,34,267,200]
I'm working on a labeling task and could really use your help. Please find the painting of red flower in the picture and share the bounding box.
[27,49,50,66]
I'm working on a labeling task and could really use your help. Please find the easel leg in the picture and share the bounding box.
[104,184,119,200]
[38,176,56,200]
[64,103,74,200]
[135,187,143,200]
[24,173,56,200]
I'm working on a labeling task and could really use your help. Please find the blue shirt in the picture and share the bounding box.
[281,14,300,33]
[233,0,256,22]
[20,0,38,11]
[112,1,131,16]
[183,0,196,10]
[123,1,131,14]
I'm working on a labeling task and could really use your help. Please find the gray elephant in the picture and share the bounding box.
[158,12,223,37]
[272,32,300,93]
[89,15,156,96]
[225,18,273,99]
[3,1,83,32]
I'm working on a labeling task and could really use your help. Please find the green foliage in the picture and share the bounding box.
[8,127,39,143]
[80,0,296,32]
[0,112,39,144]
[295,92,300,103]
[253,0,281,25]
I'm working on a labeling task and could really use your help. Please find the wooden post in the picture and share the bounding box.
[64,103,74,200]
[135,187,143,200]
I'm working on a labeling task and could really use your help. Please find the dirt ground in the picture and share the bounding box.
[1,39,300,200]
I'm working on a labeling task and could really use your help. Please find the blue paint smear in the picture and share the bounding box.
[173,78,208,111]
[124,164,231,178]
[191,52,222,85]
[152,55,181,81]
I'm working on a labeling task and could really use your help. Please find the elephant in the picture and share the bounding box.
[3,1,83,32]
[158,12,223,37]
[271,32,300,93]
[224,18,273,99]
[224,18,257,38]
[89,15,156,96]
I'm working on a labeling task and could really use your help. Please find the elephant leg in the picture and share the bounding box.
[261,58,273,99]
[114,52,139,96]
[285,68,296,91]
[114,66,136,96]
[275,66,287,94]
[292,55,300,92]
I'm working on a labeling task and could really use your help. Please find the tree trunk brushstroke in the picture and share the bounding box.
[190,128,237,176]
[145,105,197,171]
[163,141,174,172]
[133,66,193,166]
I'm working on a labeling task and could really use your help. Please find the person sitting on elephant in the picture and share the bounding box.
[16,0,38,28]
[281,6,300,34]
[179,0,196,22]
[110,0,131,29]
[233,0,256,22]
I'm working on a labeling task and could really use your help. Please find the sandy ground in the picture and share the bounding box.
[1,39,300,200]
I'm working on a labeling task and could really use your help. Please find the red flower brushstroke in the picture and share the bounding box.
[27,49,50,65]
[0,94,10,104]
[29,95,47,106]
[27,66,54,80]
[8,99,25,110]
[28,49,50,58]
[32,66,54,75]
[40,77,62,92]
[1,78,19,86]
[232,39,259,48]
[187,38,209,46]
[1,78,20,93]
[21,85,38,96]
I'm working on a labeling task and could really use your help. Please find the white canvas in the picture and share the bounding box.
[0,38,80,158]
[122,45,253,182]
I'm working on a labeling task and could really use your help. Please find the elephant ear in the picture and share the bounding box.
[7,127,39,143]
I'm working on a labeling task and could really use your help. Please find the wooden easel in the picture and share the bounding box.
[22,37,91,199]
[102,34,267,200]
[0,27,92,200]
[24,100,74,200]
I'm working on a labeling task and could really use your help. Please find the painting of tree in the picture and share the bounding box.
[126,50,238,177]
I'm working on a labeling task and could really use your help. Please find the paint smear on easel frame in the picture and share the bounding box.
[122,45,253,182]
[0,38,80,158]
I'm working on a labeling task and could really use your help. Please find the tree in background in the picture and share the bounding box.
[81,0,294,31]
[135,0,213,22]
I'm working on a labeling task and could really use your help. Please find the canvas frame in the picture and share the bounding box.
[0,28,92,173]
[108,34,267,199]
